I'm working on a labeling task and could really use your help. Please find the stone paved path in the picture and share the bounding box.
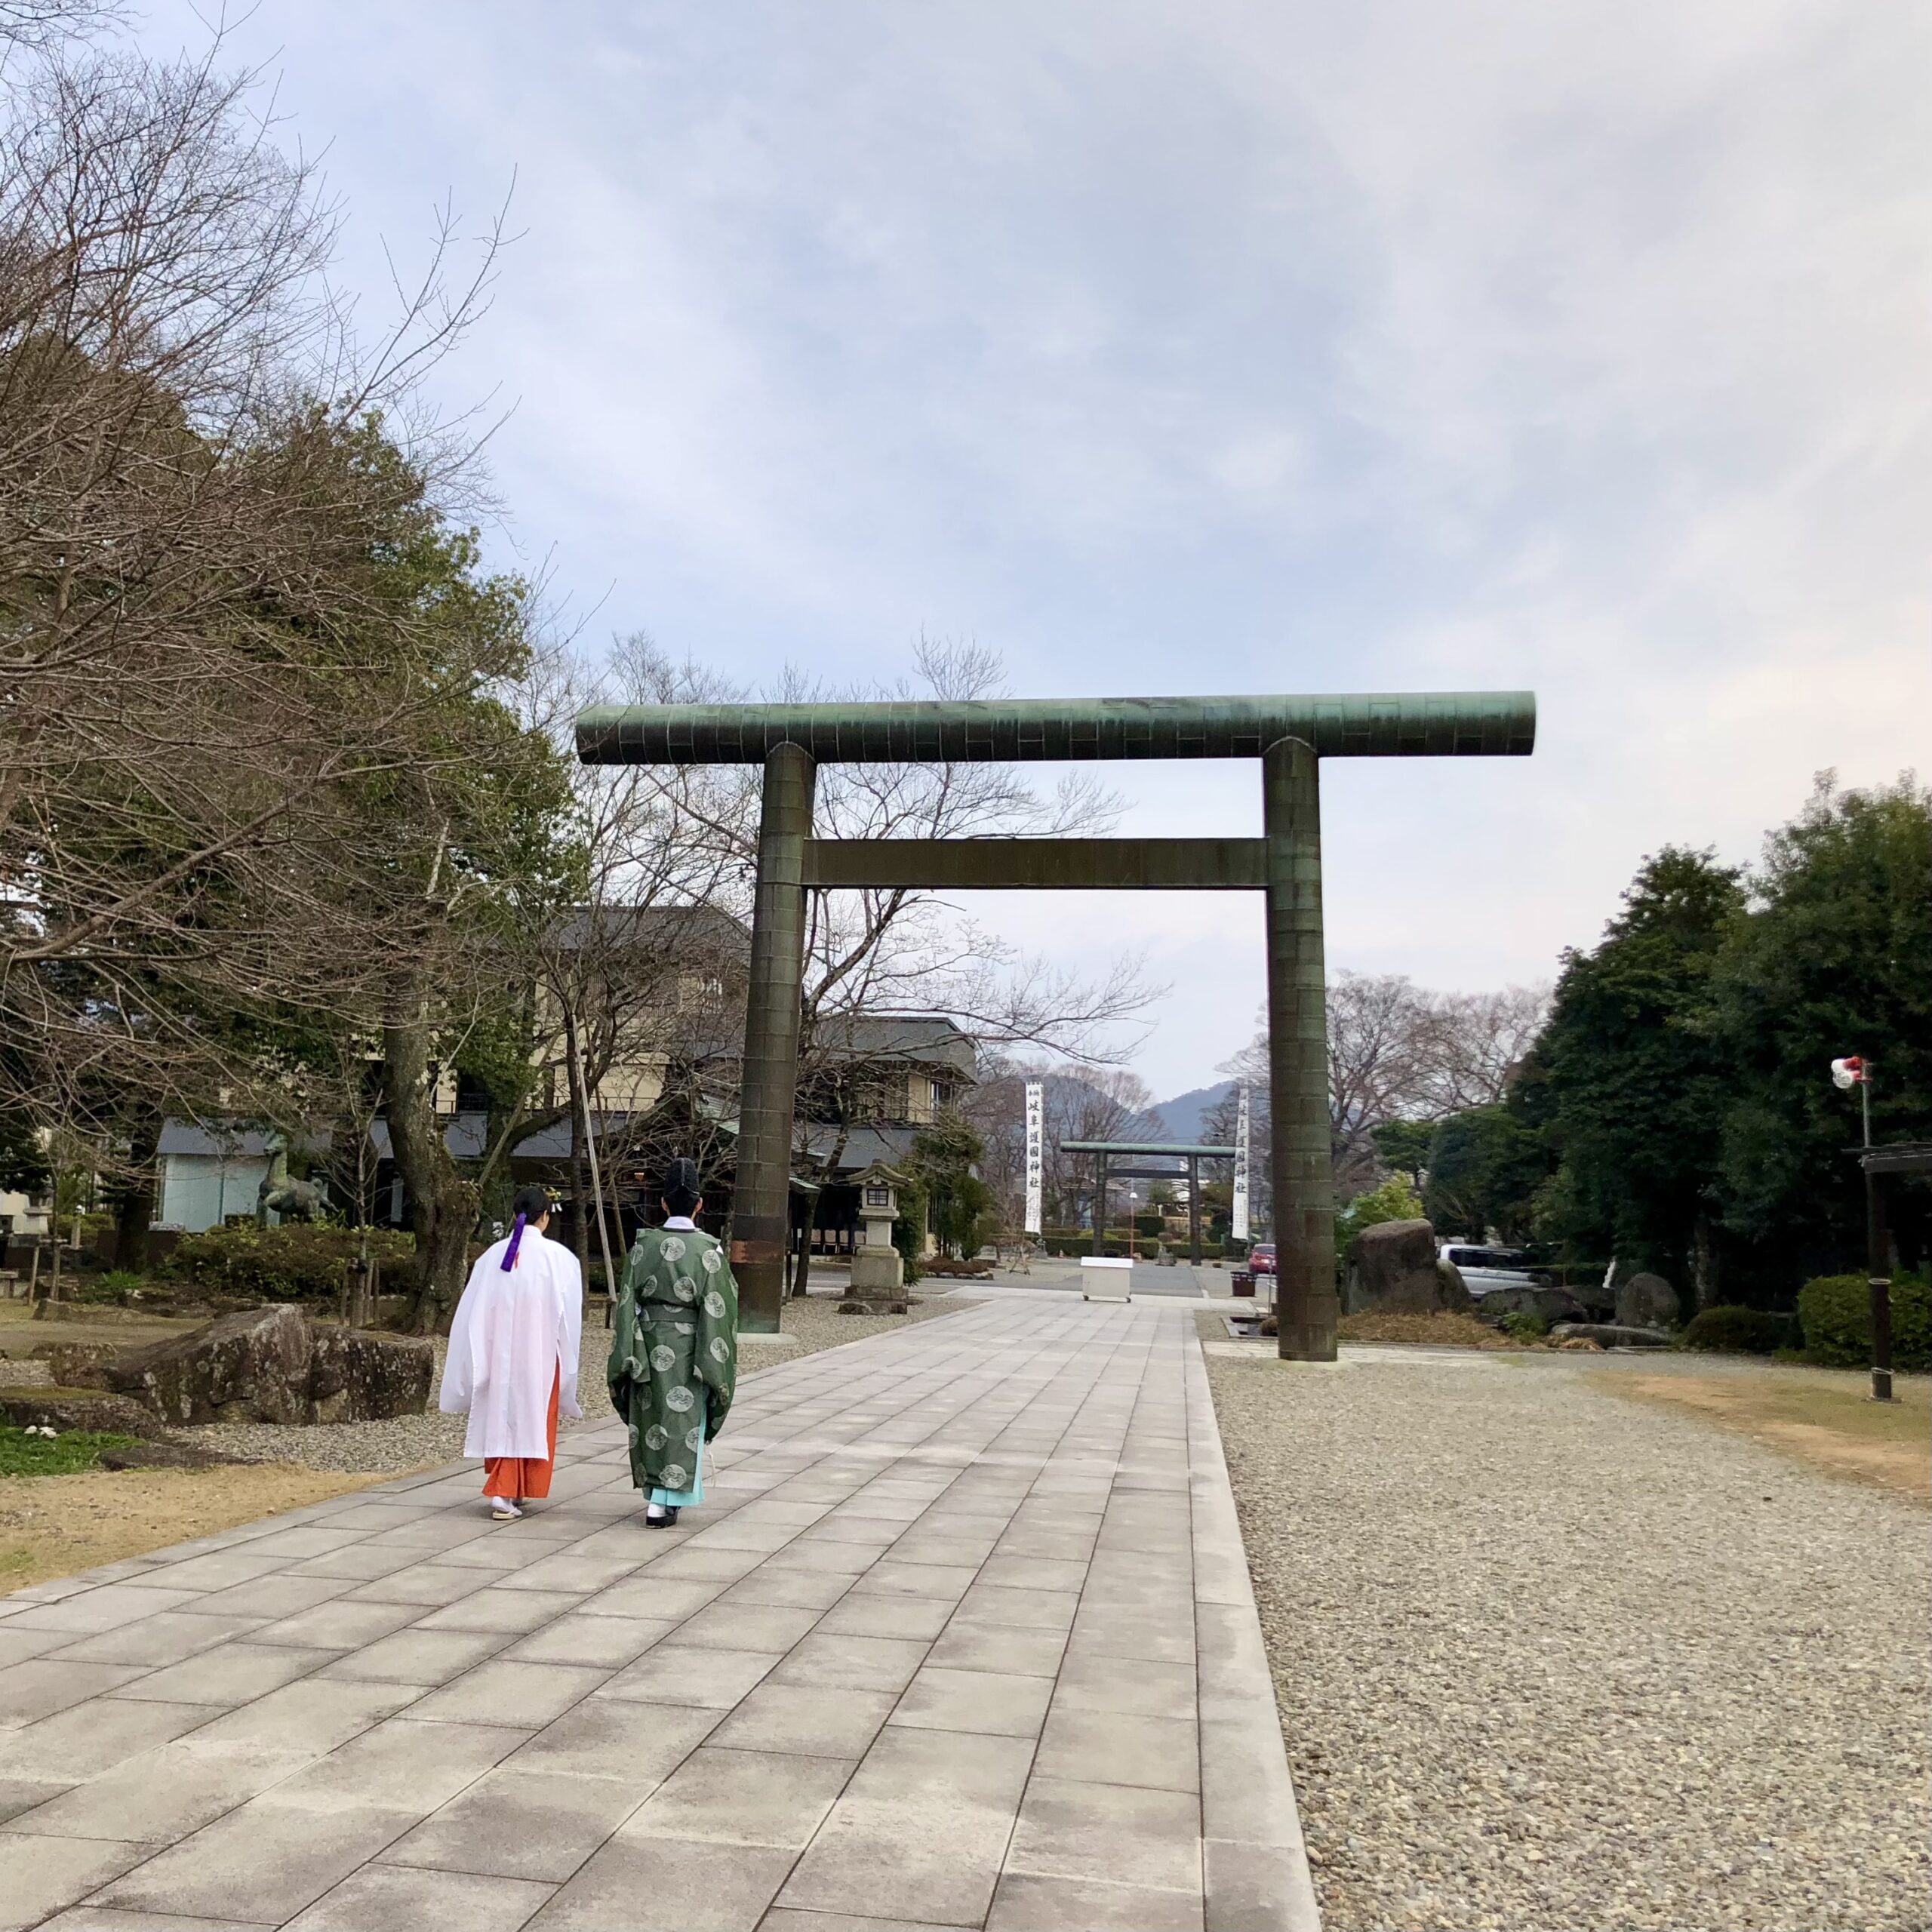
[0,1299,1316,1931]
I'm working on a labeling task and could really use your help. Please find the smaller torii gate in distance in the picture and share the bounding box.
[577,691,1537,1361]
[1062,1139,1235,1266]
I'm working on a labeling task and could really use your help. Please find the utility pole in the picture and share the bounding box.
[1832,1057,1891,1403]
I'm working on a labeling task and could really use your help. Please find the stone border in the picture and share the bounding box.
[1186,1326,1323,1930]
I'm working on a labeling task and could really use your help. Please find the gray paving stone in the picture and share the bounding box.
[3,1740,309,1846]
[39,1910,275,1930]
[95,1801,415,1922]
[0,1662,147,1727]
[503,1613,678,1669]
[891,1665,1054,1739]
[708,1684,896,1758]
[924,1619,1068,1679]
[1056,1651,1197,1720]
[0,1697,220,1781]
[525,1834,794,1930]
[989,1872,1204,1930]
[1034,1707,1201,1793]
[189,1676,423,1753]
[1007,1776,1202,1893]
[769,1632,929,1693]
[777,1727,1033,1927]
[666,1601,823,1653]
[321,1626,515,1685]
[383,1767,646,1884]
[283,1862,553,1930]
[410,1660,608,1728]
[242,1598,423,1651]
[501,1696,719,1785]
[106,1644,335,1708]
[596,1643,780,1709]
[0,1833,144,1929]
[814,1593,954,1641]
[259,1718,525,1814]
[621,1744,851,1847]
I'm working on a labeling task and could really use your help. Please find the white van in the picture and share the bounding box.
[1438,1243,1543,1299]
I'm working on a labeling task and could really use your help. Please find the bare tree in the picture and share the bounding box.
[629,637,1162,1231]
[1208,972,1554,1216]
[0,23,518,1241]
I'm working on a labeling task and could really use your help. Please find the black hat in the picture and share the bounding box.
[663,1158,700,1197]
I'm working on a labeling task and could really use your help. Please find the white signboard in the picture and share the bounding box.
[1023,1081,1044,1235]
[1232,1082,1251,1243]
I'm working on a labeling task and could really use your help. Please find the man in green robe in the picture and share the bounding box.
[608,1158,738,1527]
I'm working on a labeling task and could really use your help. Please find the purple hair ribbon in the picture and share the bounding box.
[502,1213,528,1271]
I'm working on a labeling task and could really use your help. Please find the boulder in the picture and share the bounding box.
[0,1389,167,1437]
[1616,1272,1680,1331]
[1478,1283,1586,1325]
[1549,1321,1670,1349]
[30,1343,118,1389]
[1347,1220,1466,1314]
[104,1304,432,1426]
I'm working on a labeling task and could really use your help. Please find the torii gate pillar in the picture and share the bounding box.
[1263,738,1338,1360]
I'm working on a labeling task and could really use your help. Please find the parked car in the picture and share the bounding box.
[1438,1242,1547,1299]
[1248,1243,1276,1276]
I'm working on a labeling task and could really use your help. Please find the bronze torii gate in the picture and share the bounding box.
[1061,1139,1236,1266]
[577,692,1537,1360]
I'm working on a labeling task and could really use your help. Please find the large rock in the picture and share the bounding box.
[1616,1272,1680,1331]
[1346,1220,1468,1314]
[1478,1283,1586,1325]
[104,1303,432,1426]
[1549,1321,1670,1349]
[0,1390,167,1438]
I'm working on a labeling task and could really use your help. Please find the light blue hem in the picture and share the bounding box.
[648,1423,704,1508]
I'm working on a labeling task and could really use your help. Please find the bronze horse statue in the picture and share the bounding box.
[256,1144,326,1227]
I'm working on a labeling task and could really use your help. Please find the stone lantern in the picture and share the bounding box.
[841,1160,910,1314]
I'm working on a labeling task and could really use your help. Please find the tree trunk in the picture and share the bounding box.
[380,1008,476,1333]
[114,1111,161,1272]
[562,1008,592,1283]
[792,1217,814,1300]
[1690,1212,1721,1312]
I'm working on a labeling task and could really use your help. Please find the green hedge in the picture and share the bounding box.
[158,1224,415,1303]
[1678,1305,1800,1355]
[1797,1272,1930,1371]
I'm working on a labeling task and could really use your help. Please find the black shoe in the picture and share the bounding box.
[645,1505,679,1529]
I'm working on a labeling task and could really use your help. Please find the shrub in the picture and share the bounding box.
[78,1269,146,1306]
[1498,1311,1549,1340]
[1797,1272,1930,1371]
[158,1224,415,1303]
[1678,1305,1799,1355]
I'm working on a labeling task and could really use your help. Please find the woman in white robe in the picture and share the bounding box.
[439,1185,583,1520]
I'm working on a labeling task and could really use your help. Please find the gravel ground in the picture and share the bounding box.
[172,1287,968,1473]
[1204,1343,1930,1932]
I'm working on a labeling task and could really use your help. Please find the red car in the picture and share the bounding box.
[1247,1243,1276,1276]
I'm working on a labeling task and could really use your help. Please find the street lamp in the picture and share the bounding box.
[1831,1055,1892,1403]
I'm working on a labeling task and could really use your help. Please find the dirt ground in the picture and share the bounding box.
[0,1302,204,1356]
[1596,1363,1930,1500]
[0,1463,389,1592]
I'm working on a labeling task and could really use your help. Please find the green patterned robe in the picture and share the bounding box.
[608,1225,739,1495]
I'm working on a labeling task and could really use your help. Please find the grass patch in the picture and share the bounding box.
[0,1463,392,1595]
[0,1425,140,1477]
[1595,1365,1930,1501]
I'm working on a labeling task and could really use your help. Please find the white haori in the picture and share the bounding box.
[439,1229,584,1460]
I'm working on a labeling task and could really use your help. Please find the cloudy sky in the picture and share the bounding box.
[144,2,1929,1099]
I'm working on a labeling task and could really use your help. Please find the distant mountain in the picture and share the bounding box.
[1150,1079,1236,1144]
